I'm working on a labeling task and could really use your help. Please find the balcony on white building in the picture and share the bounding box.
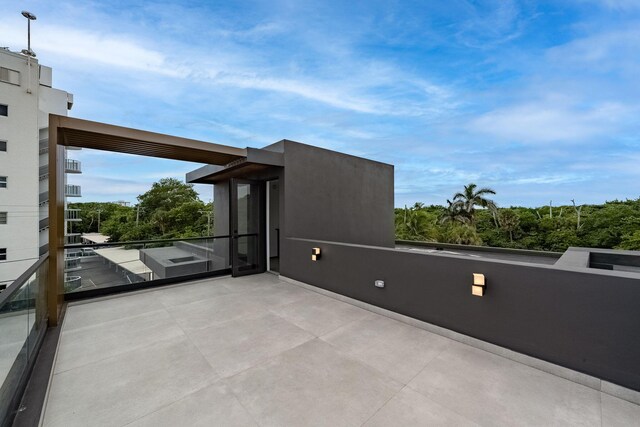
[65,184,82,197]
[65,209,81,221]
[65,159,82,174]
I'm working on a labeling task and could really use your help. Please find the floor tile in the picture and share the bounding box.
[601,393,640,427]
[63,291,164,331]
[55,309,184,373]
[127,382,257,427]
[364,386,479,427]
[153,278,236,308]
[220,274,283,293]
[233,281,314,308]
[602,381,640,406]
[269,292,373,336]
[322,314,451,384]
[408,342,601,426]
[43,274,612,427]
[166,292,269,331]
[226,339,402,427]
[43,336,217,427]
[188,312,314,378]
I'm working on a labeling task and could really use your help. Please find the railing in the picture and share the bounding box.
[38,159,80,180]
[64,234,82,245]
[38,139,48,154]
[39,191,48,205]
[65,209,81,221]
[63,235,231,297]
[64,159,81,174]
[39,217,49,231]
[0,255,48,426]
[64,185,81,197]
[38,165,48,180]
[64,257,81,271]
[64,276,82,292]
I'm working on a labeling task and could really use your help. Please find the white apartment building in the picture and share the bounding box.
[0,48,76,289]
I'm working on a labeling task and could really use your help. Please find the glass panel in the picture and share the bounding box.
[0,257,48,422]
[236,183,260,235]
[64,237,231,294]
[0,280,30,393]
[27,264,47,359]
[235,235,259,273]
[232,180,263,277]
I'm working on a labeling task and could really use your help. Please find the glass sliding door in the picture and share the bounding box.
[231,179,265,276]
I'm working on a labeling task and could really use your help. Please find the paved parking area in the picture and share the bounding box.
[43,274,640,426]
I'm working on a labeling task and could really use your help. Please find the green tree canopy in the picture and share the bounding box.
[394,187,640,252]
[138,178,200,217]
[71,178,213,242]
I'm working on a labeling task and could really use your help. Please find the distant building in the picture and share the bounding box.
[0,48,77,289]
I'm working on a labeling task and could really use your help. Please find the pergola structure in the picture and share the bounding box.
[47,114,247,325]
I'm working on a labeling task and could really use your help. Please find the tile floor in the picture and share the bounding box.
[42,274,640,426]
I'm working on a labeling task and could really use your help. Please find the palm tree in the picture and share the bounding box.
[397,205,435,241]
[439,199,470,225]
[452,183,497,224]
[499,209,520,242]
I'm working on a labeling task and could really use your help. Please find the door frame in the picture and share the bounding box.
[230,178,266,277]
[266,179,280,273]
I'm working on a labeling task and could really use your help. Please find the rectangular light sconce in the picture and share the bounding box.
[311,247,321,261]
[472,273,485,297]
[473,273,485,286]
[472,285,485,297]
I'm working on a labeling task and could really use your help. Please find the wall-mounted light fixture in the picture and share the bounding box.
[311,247,321,261]
[472,273,485,297]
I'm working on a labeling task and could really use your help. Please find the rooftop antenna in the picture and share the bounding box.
[21,11,37,94]
[21,11,37,57]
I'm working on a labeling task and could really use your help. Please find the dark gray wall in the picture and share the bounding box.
[210,141,392,258]
[213,182,231,267]
[268,180,280,256]
[281,237,640,392]
[213,181,230,237]
[282,141,394,248]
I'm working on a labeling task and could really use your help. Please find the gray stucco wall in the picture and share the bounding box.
[213,181,230,237]
[281,237,640,392]
[213,182,231,267]
[282,141,394,248]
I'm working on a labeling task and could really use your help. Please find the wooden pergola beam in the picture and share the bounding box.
[47,114,247,325]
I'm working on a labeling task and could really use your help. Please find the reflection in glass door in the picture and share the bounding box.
[231,179,265,276]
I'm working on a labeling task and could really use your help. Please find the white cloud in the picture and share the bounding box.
[468,102,632,143]
[1,20,186,77]
[592,0,640,10]
[0,12,457,118]
[214,73,380,114]
[216,22,285,40]
[509,174,589,185]
[453,0,527,48]
[546,28,640,73]
[73,175,151,197]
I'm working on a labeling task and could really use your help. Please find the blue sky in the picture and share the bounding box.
[2,0,639,207]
